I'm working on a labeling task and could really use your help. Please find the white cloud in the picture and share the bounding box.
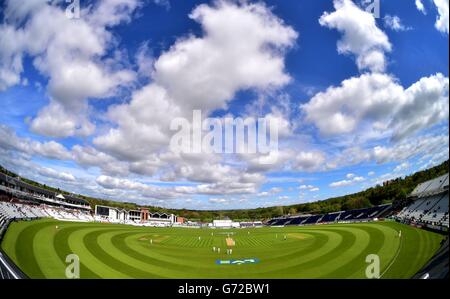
[329,180,352,188]
[90,0,142,27]
[0,0,447,208]
[330,175,365,188]
[417,147,450,170]
[384,15,412,32]
[302,73,449,141]
[371,172,401,185]
[255,188,282,197]
[242,148,326,174]
[135,41,154,79]
[96,175,147,190]
[31,140,72,161]
[0,125,71,160]
[89,0,301,198]
[72,145,130,176]
[433,0,449,34]
[30,102,96,138]
[153,0,171,10]
[368,171,375,176]
[319,0,391,72]
[299,184,319,192]
[209,198,228,204]
[291,151,326,171]
[372,134,449,164]
[393,162,410,172]
[165,157,264,185]
[0,0,139,137]
[94,84,179,161]
[328,133,449,170]
[95,1,297,165]
[390,73,449,141]
[416,0,427,14]
[263,111,294,138]
[154,1,297,113]
[96,175,181,200]
[0,24,24,90]
[416,0,448,33]
[37,166,76,182]
[299,184,314,190]
[93,148,267,197]
[269,187,283,194]
[302,73,401,136]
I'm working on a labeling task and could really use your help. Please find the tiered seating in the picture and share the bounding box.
[272,218,290,226]
[0,201,95,223]
[239,222,263,227]
[396,193,448,226]
[410,181,433,197]
[348,205,389,220]
[395,174,449,228]
[339,210,356,221]
[420,193,449,225]
[266,204,391,227]
[289,216,309,225]
[397,198,427,218]
[266,219,278,225]
[409,174,448,198]
[441,213,449,227]
[368,205,388,217]
[41,206,94,222]
[321,212,341,223]
[303,215,321,224]
[424,174,448,193]
[0,202,38,219]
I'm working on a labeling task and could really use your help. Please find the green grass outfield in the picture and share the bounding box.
[1,218,445,279]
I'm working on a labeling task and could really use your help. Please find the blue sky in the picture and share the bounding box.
[0,0,448,210]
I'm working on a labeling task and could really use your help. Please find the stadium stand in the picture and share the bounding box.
[266,204,391,227]
[0,172,91,211]
[303,214,322,225]
[0,201,95,222]
[267,173,448,230]
[413,238,449,279]
[0,172,180,226]
[239,221,263,228]
[0,181,185,279]
[0,169,448,279]
[0,216,27,279]
[394,173,449,230]
[287,216,307,225]
[321,212,340,223]
[0,247,27,279]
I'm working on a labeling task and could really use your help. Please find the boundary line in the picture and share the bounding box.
[380,233,403,278]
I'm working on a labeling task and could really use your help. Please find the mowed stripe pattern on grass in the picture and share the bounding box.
[0,219,444,279]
